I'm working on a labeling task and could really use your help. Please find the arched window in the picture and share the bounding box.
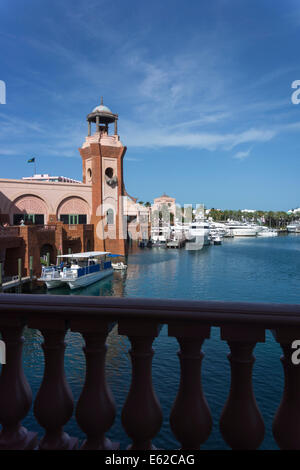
[106,209,114,225]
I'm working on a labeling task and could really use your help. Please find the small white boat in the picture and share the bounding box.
[38,266,63,289]
[111,262,127,270]
[58,251,113,290]
[108,254,128,270]
[213,235,222,245]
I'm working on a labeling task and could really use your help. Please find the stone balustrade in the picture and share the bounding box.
[0,293,300,450]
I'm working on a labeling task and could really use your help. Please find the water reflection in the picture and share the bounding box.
[24,235,300,448]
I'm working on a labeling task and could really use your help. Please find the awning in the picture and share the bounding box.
[57,251,111,259]
[107,254,125,258]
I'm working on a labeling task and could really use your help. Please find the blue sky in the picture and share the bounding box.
[1,0,300,210]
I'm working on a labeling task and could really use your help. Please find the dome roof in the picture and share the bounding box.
[92,104,112,113]
[92,97,112,114]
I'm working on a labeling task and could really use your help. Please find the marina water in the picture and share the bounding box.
[22,234,300,449]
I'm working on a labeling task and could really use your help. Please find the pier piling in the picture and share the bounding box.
[17,258,22,293]
[29,256,33,292]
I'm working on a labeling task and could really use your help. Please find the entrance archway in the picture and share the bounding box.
[40,244,55,265]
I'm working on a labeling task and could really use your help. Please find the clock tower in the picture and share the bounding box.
[79,98,127,255]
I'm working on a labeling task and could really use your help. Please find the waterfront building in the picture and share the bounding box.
[22,174,82,184]
[0,99,147,277]
[152,193,176,220]
[124,195,150,242]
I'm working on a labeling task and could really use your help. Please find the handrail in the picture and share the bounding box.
[0,293,300,450]
[1,293,300,326]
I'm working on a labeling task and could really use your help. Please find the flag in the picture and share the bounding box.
[27,158,35,163]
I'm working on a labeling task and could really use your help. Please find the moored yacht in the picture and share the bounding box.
[151,226,171,246]
[257,227,278,237]
[287,223,300,233]
[225,222,258,237]
[185,221,210,250]
[58,251,113,289]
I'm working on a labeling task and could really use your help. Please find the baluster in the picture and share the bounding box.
[119,321,162,450]
[29,317,77,450]
[168,323,212,449]
[272,327,300,449]
[0,322,37,449]
[71,318,118,450]
[220,325,265,449]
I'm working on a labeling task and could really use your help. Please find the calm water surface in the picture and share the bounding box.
[21,234,300,449]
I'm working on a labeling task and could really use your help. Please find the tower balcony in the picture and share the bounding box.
[81,133,121,149]
[0,293,299,450]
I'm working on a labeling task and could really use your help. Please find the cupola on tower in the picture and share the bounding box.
[79,98,127,255]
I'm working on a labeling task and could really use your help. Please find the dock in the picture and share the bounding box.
[1,276,36,292]
[167,239,186,249]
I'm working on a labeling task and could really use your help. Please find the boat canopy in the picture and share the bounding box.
[107,254,125,258]
[57,251,111,259]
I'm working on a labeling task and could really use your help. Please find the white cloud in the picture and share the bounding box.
[233,149,251,160]
[120,120,276,151]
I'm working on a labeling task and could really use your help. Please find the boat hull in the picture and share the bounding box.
[230,229,257,237]
[258,232,278,237]
[185,235,209,250]
[112,262,127,270]
[287,225,300,233]
[38,278,63,289]
[62,268,114,290]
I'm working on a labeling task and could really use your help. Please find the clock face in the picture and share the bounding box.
[105,167,114,179]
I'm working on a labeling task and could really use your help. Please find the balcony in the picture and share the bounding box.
[0,293,300,450]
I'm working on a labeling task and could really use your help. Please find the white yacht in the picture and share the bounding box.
[225,222,258,237]
[257,227,278,237]
[287,223,300,233]
[58,251,113,289]
[185,221,210,250]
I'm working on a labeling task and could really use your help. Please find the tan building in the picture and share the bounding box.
[152,193,176,215]
[151,193,176,226]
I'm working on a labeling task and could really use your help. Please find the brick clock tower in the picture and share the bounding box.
[79,98,127,255]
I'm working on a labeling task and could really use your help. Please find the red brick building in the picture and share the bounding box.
[0,99,149,277]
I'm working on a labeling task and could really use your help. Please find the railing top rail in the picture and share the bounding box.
[0,293,300,327]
